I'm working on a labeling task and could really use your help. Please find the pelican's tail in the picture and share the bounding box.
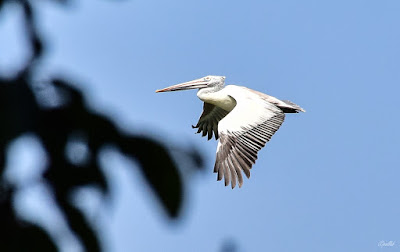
[281,100,306,113]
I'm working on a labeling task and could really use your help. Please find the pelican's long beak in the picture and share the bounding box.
[156,78,209,93]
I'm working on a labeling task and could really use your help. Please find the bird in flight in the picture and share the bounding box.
[156,75,305,188]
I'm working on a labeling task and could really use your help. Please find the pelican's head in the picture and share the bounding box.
[156,75,225,93]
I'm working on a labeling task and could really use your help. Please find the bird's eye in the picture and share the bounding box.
[205,77,211,81]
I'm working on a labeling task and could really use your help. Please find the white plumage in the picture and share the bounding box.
[156,75,305,188]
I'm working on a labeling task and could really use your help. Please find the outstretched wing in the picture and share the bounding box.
[214,88,285,188]
[192,102,229,140]
[243,87,305,113]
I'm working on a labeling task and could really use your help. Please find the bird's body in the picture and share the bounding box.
[156,76,305,188]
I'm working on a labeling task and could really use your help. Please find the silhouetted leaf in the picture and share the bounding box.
[16,224,58,252]
[0,188,58,252]
[58,197,100,252]
[22,0,43,63]
[119,136,184,218]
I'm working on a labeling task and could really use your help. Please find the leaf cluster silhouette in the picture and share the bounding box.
[0,0,204,251]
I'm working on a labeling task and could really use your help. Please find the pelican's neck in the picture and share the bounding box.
[197,86,236,111]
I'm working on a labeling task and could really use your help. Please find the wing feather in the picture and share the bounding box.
[214,88,286,188]
[193,103,229,140]
[227,158,237,189]
[232,150,251,178]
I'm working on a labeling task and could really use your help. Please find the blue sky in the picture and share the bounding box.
[1,0,400,251]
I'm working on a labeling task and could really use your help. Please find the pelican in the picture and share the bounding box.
[156,75,305,188]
